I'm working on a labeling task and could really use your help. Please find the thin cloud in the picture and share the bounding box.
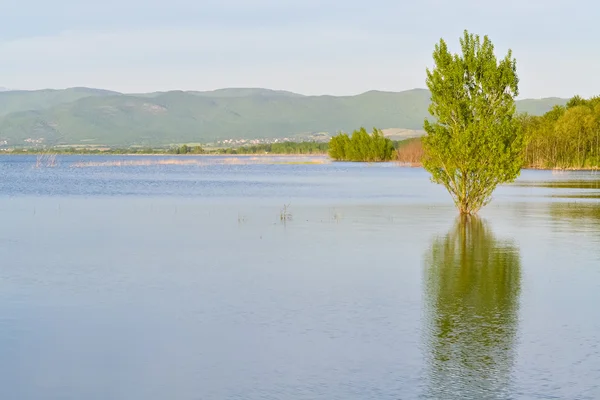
[0,0,598,98]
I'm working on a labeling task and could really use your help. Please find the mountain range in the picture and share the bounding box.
[0,87,567,147]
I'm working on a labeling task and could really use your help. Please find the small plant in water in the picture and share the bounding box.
[280,204,292,222]
[330,208,342,223]
[35,152,58,168]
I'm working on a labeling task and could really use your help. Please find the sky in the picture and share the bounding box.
[0,0,598,98]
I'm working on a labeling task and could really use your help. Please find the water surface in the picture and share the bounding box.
[1,155,599,399]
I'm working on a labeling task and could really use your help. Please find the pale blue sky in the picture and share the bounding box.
[1,0,598,98]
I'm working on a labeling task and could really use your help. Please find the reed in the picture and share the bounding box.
[280,204,292,222]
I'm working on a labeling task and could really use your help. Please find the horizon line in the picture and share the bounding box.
[0,86,575,101]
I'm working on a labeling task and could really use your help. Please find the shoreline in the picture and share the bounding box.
[0,152,328,157]
[2,153,600,171]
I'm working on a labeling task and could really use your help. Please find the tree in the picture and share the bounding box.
[556,106,595,168]
[520,96,600,169]
[422,30,525,214]
[328,132,351,160]
[328,127,395,162]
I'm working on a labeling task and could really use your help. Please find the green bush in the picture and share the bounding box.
[328,127,395,162]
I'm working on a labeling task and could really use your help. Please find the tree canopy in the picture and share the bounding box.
[422,30,525,214]
[328,127,395,162]
[218,141,328,155]
[521,96,600,169]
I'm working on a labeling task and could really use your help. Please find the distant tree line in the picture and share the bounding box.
[3,142,327,155]
[521,96,600,169]
[4,137,421,159]
[328,127,396,162]
[172,144,205,154]
[216,141,328,155]
[394,95,600,170]
[6,145,205,155]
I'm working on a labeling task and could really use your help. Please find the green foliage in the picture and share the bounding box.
[217,141,328,155]
[170,144,205,154]
[328,127,395,162]
[0,87,118,117]
[0,87,564,147]
[422,30,525,214]
[522,95,600,169]
[328,133,351,160]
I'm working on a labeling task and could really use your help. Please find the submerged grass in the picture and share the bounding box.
[280,204,292,222]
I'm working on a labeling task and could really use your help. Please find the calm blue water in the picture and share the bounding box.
[1,155,599,400]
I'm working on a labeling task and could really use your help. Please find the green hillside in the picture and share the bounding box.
[0,87,119,117]
[513,97,568,115]
[0,87,567,147]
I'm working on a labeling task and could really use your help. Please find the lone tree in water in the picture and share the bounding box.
[423,30,525,214]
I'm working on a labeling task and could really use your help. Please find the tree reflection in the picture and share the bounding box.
[550,202,600,223]
[422,216,521,399]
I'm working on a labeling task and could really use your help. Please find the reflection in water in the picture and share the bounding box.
[512,179,600,189]
[422,216,521,399]
[550,203,600,222]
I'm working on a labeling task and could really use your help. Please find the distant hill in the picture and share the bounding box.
[513,97,568,115]
[191,88,306,98]
[0,87,568,147]
[0,87,120,117]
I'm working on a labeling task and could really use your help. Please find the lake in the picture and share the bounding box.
[1,155,599,400]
